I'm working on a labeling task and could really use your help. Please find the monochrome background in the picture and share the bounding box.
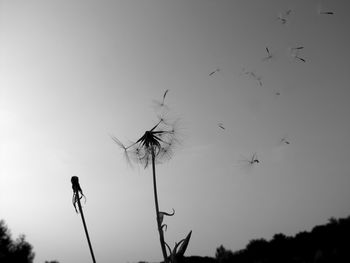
[1,1,350,262]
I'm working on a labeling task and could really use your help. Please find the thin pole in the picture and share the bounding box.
[77,196,96,263]
[152,148,168,263]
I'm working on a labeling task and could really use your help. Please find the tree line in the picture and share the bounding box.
[2,214,350,263]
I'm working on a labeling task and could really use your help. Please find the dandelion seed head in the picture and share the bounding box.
[115,118,179,168]
[112,90,182,169]
[71,176,86,213]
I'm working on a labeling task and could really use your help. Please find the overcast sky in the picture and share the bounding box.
[1,1,350,263]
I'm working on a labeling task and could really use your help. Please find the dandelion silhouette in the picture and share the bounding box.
[111,117,179,168]
[111,115,182,263]
[71,176,96,263]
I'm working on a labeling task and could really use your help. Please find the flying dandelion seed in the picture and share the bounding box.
[249,153,260,164]
[317,5,334,15]
[235,153,260,171]
[209,68,220,76]
[152,89,170,112]
[277,9,292,24]
[280,137,290,145]
[277,15,287,24]
[320,11,334,15]
[256,76,263,87]
[243,69,263,87]
[218,123,225,130]
[289,46,306,63]
[273,90,281,96]
[294,56,306,62]
[262,47,273,61]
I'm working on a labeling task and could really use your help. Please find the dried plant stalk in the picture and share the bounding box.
[71,176,97,263]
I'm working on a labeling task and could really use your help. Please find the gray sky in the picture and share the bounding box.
[1,1,350,263]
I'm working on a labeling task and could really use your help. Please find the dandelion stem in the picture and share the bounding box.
[77,196,97,263]
[151,148,169,263]
[72,176,96,263]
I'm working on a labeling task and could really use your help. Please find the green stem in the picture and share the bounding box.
[77,195,97,263]
[151,148,169,263]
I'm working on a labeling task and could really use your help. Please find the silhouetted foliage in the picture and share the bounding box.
[215,245,234,263]
[183,256,217,263]
[154,214,350,263]
[0,220,35,263]
[212,215,350,263]
[2,212,349,263]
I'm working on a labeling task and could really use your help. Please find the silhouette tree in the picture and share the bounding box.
[0,220,35,263]
[246,238,269,261]
[215,245,235,263]
[212,215,350,263]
